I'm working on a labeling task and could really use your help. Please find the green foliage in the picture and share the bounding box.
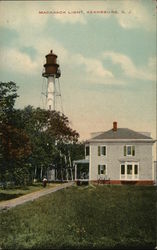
[17,106,81,180]
[0,81,18,122]
[12,164,32,186]
[0,82,32,184]
[0,185,156,249]
[0,82,82,185]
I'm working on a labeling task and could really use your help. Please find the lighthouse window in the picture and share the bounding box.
[49,105,51,110]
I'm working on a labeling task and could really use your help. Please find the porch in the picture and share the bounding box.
[73,159,89,184]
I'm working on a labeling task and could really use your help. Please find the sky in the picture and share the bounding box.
[0,1,156,151]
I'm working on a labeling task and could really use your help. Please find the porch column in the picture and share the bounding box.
[70,168,74,181]
[75,164,77,180]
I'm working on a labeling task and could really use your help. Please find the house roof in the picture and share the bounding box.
[90,128,153,140]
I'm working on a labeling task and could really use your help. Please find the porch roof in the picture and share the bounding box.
[73,159,89,164]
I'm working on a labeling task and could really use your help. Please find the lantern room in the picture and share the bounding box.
[42,50,61,78]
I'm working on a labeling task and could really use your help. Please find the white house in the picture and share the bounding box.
[74,122,156,185]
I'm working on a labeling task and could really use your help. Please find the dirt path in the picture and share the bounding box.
[0,182,74,211]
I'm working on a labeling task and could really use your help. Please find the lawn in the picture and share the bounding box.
[0,185,156,249]
[0,183,59,201]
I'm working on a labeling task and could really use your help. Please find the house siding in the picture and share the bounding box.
[89,142,153,181]
[136,143,153,180]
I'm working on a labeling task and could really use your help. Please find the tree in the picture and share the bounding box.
[0,82,32,185]
[18,106,80,180]
[0,81,82,185]
[0,81,18,123]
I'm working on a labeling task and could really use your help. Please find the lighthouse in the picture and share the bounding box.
[42,50,61,111]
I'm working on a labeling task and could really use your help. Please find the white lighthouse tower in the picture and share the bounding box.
[42,50,61,111]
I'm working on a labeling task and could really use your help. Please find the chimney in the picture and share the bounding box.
[113,121,117,131]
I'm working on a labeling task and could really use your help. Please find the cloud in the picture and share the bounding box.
[52,0,155,31]
[0,0,155,85]
[114,0,155,31]
[103,51,156,81]
[0,2,48,32]
[89,0,155,31]
[0,38,70,76]
[0,0,155,30]
[0,34,155,85]
[0,48,38,74]
[0,1,86,31]
[67,53,126,85]
[0,43,123,86]
[54,13,86,24]
[74,54,113,79]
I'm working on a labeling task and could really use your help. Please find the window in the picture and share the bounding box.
[120,162,139,180]
[98,146,107,156]
[98,146,100,156]
[85,146,90,156]
[127,165,132,174]
[121,165,125,175]
[98,165,106,175]
[127,146,132,155]
[124,145,135,156]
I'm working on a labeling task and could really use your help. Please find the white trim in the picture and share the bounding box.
[120,162,139,180]
[119,159,139,162]
[89,139,155,143]
[75,164,77,180]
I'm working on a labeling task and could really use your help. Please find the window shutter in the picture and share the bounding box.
[124,146,126,156]
[134,165,138,175]
[86,146,89,156]
[98,165,100,175]
[102,146,106,155]
[132,146,135,156]
[121,165,125,175]
[98,146,100,156]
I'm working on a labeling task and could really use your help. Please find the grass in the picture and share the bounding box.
[0,185,156,249]
[0,183,59,201]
